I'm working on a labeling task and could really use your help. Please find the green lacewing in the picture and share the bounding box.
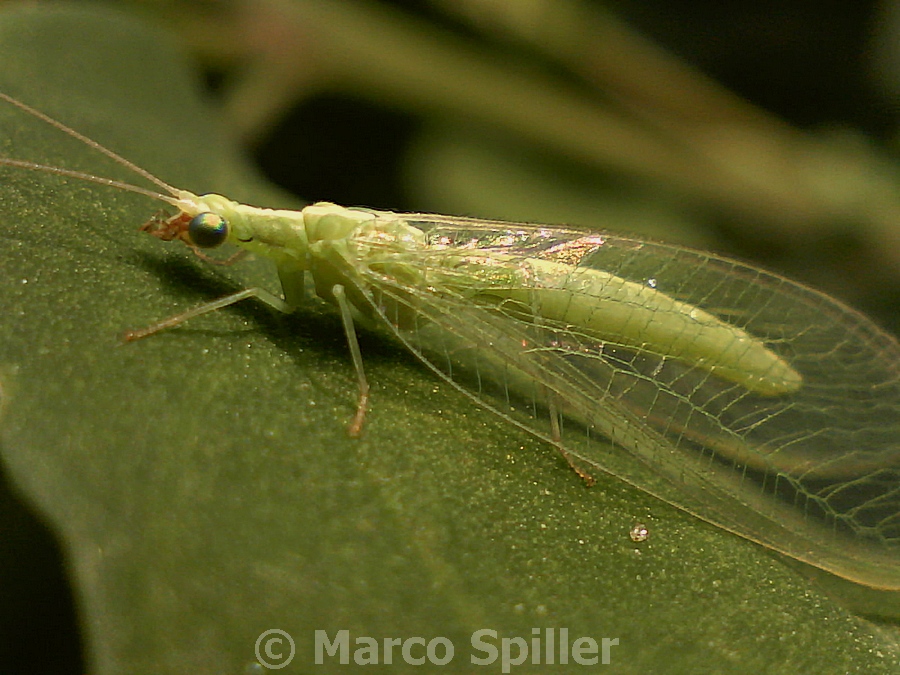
[0,91,897,590]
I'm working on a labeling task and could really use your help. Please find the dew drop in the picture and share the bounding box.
[629,523,649,543]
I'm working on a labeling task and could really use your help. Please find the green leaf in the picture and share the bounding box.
[0,3,896,673]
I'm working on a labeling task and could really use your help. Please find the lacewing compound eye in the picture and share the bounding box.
[188,212,228,248]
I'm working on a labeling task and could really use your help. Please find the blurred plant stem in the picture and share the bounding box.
[148,0,900,279]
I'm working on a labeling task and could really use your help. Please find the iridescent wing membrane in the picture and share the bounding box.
[345,213,900,590]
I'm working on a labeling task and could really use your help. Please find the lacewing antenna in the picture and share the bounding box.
[0,91,181,206]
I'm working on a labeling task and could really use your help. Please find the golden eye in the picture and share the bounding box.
[188,212,227,248]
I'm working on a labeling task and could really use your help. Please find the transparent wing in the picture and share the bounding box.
[339,215,899,590]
